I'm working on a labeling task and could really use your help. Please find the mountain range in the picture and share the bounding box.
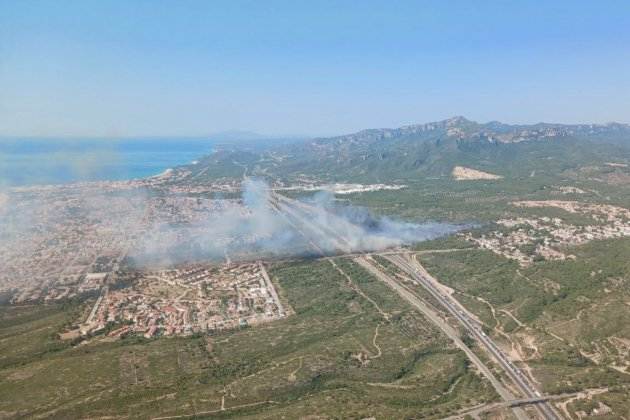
[185,117,630,184]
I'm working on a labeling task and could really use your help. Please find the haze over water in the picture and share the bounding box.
[0,138,214,187]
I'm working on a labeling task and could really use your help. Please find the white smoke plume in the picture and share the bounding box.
[0,192,7,215]
[131,179,300,265]
[284,189,460,253]
[130,179,461,265]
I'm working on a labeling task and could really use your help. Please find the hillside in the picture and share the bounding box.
[178,117,630,185]
[3,117,630,419]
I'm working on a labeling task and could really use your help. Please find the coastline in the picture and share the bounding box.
[0,138,214,188]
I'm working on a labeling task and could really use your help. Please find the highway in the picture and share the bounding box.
[385,254,560,420]
[440,392,582,420]
[268,190,559,419]
[355,256,529,420]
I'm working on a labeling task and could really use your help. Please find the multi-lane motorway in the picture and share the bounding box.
[354,256,531,420]
[269,190,560,419]
[385,254,560,420]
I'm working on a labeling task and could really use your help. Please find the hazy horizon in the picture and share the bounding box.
[1,1,629,138]
[2,114,630,142]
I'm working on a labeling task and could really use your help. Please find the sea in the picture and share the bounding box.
[0,138,215,187]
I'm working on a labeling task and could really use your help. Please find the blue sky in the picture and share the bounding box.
[1,0,629,137]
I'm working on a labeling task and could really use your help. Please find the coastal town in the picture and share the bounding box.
[70,261,287,340]
[0,170,414,305]
[0,175,264,304]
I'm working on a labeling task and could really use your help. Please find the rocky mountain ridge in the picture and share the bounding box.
[182,116,630,184]
[312,116,630,146]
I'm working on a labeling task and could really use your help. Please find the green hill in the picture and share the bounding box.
[178,117,630,185]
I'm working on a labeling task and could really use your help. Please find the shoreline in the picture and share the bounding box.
[0,139,214,189]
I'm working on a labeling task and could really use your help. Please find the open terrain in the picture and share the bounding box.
[0,259,498,419]
[2,117,630,418]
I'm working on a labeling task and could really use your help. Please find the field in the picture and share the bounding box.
[0,259,497,419]
[414,237,630,417]
[325,150,630,417]
[4,121,630,418]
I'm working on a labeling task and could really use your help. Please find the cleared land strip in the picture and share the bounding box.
[384,254,560,420]
[268,193,392,321]
[84,286,108,325]
[354,256,529,420]
[257,261,286,317]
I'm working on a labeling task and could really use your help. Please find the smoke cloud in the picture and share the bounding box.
[131,179,300,265]
[1,171,461,296]
[131,179,461,265]
[285,188,461,253]
[0,192,7,214]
